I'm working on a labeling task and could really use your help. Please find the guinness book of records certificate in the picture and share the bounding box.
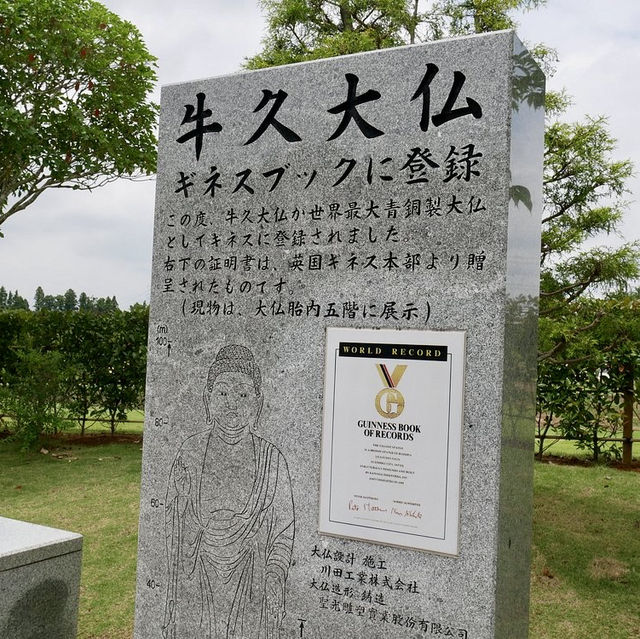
[319,327,465,555]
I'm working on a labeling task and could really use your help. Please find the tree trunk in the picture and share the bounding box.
[339,0,353,31]
[409,0,419,44]
[537,413,551,461]
[593,390,603,462]
[52,401,58,434]
[622,364,635,466]
[472,0,484,33]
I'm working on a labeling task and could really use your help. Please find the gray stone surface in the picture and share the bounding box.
[135,31,544,639]
[0,517,83,639]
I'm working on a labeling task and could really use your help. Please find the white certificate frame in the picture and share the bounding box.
[318,327,466,555]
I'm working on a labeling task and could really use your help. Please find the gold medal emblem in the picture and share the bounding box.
[375,364,407,419]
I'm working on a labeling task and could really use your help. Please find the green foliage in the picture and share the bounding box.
[0,0,158,231]
[33,285,44,311]
[0,309,29,381]
[0,286,29,309]
[63,287,78,311]
[93,306,148,434]
[32,285,119,312]
[0,340,67,449]
[246,0,411,68]
[541,115,636,304]
[535,358,567,458]
[433,0,545,35]
[0,304,149,442]
[5,284,120,312]
[246,0,543,68]
[537,295,640,461]
[61,310,104,433]
[538,362,623,462]
[537,100,639,369]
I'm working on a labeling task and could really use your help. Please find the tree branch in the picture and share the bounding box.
[0,176,53,226]
[538,309,608,362]
[541,197,580,225]
[287,24,308,49]
[540,279,596,316]
[540,275,595,299]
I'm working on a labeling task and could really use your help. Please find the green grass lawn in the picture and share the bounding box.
[0,440,142,639]
[1,439,638,638]
[531,462,640,639]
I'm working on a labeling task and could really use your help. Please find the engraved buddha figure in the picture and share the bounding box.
[163,345,294,639]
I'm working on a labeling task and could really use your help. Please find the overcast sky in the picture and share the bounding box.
[1,0,638,309]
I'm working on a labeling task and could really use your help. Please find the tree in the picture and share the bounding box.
[538,103,638,359]
[94,307,147,434]
[534,96,639,463]
[61,310,103,434]
[432,0,545,35]
[95,295,119,313]
[0,338,67,449]
[0,0,158,233]
[78,291,90,311]
[0,309,29,383]
[34,285,45,311]
[245,0,545,69]
[537,294,640,462]
[0,304,149,439]
[246,0,411,68]
[63,288,78,311]
[5,289,29,310]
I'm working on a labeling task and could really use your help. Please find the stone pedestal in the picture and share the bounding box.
[0,517,83,639]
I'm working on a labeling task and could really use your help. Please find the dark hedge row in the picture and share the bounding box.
[0,306,148,447]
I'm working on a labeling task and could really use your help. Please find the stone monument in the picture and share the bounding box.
[135,30,544,638]
[0,516,83,639]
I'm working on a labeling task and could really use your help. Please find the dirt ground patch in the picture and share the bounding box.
[541,454,640,472]
[589,557,630,581]
[50,432,143,446]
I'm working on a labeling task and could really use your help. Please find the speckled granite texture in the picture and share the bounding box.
[0,517,83,639]
[135,31,544,639]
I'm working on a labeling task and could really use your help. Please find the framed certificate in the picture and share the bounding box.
[319,327,466,555]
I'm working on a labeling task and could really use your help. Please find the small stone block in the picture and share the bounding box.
[0,517,83,639]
